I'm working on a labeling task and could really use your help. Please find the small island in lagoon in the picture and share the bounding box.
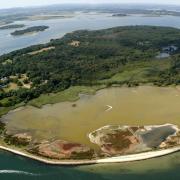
[11,25,49,36]
[112,13,128,17]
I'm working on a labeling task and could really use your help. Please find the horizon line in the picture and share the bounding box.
[0,2,180,10]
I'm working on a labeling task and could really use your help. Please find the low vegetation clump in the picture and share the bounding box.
[28,140,96,160]
[4,133,32,147]
[0,121,5,135]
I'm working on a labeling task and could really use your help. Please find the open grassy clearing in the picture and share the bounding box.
[99,59,171,84]
[27,46,55,55]
[4,83,18,92]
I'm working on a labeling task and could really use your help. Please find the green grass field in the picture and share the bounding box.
[99,59,171,84]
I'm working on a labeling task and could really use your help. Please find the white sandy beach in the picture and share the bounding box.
[0,145,180,165]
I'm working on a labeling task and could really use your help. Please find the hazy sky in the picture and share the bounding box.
[1,0,180,9]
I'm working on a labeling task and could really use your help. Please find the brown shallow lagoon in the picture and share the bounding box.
[2,86,180,150]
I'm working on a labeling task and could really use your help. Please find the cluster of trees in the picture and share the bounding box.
[0,26,180,107]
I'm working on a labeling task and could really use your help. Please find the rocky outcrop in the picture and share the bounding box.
[28,140,95,160]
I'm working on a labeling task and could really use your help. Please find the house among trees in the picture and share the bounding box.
[162,45,178,54]
[0,77,8,82]
[156,45,178,59]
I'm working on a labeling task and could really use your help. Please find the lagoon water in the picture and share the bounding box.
[1,86,180,179]
[3,86,180,149]
[1,12,180,180]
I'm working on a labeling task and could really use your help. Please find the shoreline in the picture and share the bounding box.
[0,145,180,165]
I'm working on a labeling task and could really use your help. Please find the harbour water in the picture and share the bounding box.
[1,149,180,180]
[1,13,180,55]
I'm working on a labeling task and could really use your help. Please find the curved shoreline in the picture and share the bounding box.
[0,145,96,165]
[0,145,180,165]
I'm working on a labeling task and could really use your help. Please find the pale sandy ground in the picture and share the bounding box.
[0,145,180,165]
[97,146,180,163]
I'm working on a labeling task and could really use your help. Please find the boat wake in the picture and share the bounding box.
[0,170,40,176]
[105,105,112,112]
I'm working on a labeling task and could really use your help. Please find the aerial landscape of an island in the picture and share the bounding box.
[0,1,180,179]
[0,25,180,165]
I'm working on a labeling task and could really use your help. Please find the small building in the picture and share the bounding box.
[156,45,178,59]
[162,45,178,53]
[137,41,150,46]
[69,41,80,47]
[0,77,8,82]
